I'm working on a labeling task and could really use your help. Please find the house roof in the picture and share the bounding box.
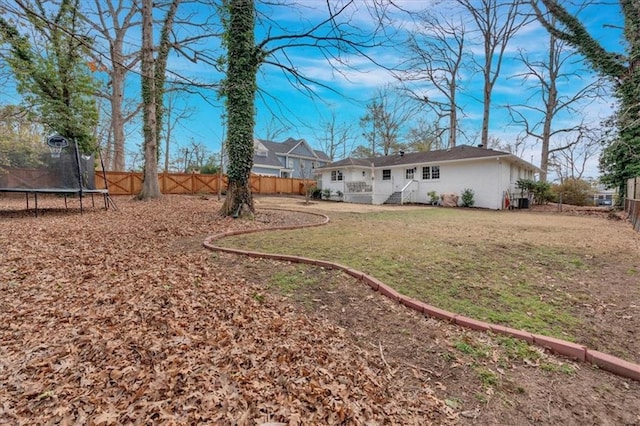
[314,150,331,162]
[253,137,330,167]
[318,145,540,171]
[253,140,283,168]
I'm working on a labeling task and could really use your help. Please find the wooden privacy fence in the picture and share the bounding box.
[626,177,640,232]
[95,171,315,197]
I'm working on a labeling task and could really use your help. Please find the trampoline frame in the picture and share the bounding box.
[0,188,112,216]
[0,137,116,216]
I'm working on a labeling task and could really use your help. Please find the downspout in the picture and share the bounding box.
[371,162,375,204]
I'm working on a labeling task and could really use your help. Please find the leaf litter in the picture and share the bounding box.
[0,195,455,425]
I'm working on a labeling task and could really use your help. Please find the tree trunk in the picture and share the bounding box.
[111,61,126,171]
[481,73,491,148]
[219,0,258,216]
[138,0,161,200]
[154,0,180,159]
[164,95,173,173]
[449,81,457,149]
[222,179,254,217]
[539,34,558,183]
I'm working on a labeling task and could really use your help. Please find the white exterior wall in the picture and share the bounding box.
[371,158,513,209]
[320,167,374,194]
[320,157,528,209]
[320,172,340,193]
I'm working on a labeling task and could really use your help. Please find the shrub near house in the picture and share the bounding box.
[552,178,594,206]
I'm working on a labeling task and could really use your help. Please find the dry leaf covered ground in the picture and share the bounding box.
[0,195,453,425]
[1,194,639,425]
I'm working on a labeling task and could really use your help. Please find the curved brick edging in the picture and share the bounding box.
[202,209,640,383]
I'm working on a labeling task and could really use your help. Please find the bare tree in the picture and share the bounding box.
[404,118,446,152]
[176,140,212,172]
[315,110,355,160]
[489,134,529,158]
[404,12,472,149]
[138,0,180,200]
[360,85,419,156]
[83,0,141,171]
[455,0,530,148]
[162,89,194,173]
[506,13,605,181]
[260,116,291,141]
[83,0,223,172]
[188,140,211,171]
[153,0,179,158]
[531,0,639,200]
[220,0,396,215]
[359,99,382,155]
[549,128,600,182]
[299,161,315,204]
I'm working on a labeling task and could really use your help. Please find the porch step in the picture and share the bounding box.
[384,191,402,204]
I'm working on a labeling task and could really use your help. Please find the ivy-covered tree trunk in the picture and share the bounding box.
[138,0,161,200]
[219,0,259,216]
[154,0,180,159]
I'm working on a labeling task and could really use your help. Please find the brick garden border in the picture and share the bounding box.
[203,208,640,382]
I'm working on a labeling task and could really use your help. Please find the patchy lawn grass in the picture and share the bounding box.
[218,206,640,358]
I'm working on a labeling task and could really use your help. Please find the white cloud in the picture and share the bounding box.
[273,52,399,92]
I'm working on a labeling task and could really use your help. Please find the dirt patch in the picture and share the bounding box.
[221,256,640,425]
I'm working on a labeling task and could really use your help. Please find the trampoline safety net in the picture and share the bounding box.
[0,138,100,191]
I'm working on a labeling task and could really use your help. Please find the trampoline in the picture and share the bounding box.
[0,134,115,216]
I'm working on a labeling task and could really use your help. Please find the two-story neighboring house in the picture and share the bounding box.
[251,138,330,178]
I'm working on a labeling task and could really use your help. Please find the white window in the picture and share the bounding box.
[382,169,391,180]
[422,165,441,180]
[422,166,430,180]
[405,168,415,179]
[331,170,343,181]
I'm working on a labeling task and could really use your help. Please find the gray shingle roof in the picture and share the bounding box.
[253,139,283,168]
[314,150,331,162]
[318,145,536,170]
[253,138,330,168]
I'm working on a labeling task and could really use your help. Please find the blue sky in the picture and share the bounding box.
[158,0,624,181]
[1,0,626,180]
